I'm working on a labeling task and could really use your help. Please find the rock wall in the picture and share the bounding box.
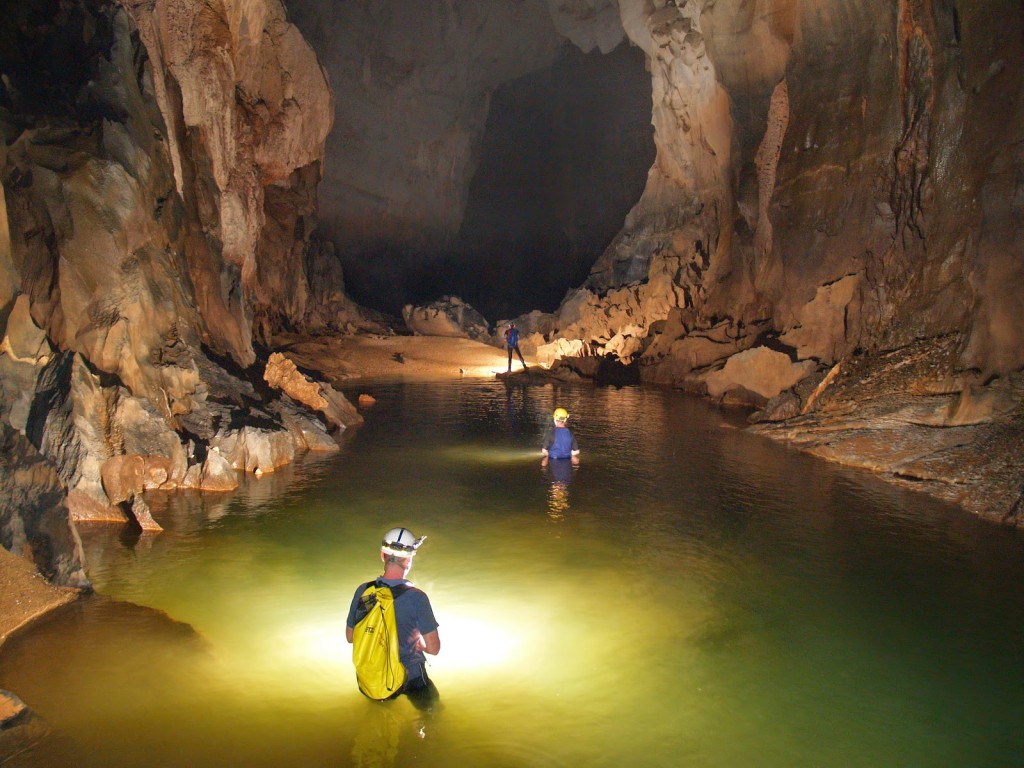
[0,0,363,568]
[0,422,89,588]
[541,0,1023,377]
[525,0,1024,523]
[282,0,626,254]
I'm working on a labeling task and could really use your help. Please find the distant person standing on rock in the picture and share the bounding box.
[504,322,527,373]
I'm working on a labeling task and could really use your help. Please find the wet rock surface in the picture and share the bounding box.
[749,338,1024,524]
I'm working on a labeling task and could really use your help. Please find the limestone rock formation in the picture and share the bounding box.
[263,351,363,431]
[402,296,490,342]
[526,0,1023,523]
[548,0,1023,380]
[0,423,89,589]
[0,0,365,573]
[749,339,1024,525]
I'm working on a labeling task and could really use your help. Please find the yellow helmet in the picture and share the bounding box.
[553,408,569,422]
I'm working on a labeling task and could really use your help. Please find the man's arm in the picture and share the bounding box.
[541,426,554,455]
[345,625,354,644]
[420,629,440,655]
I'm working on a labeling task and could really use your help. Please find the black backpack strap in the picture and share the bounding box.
[353,581,376,625]
[355,579,411,624]
[380,578,411,600]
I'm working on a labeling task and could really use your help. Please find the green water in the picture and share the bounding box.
[2,381,1022,767]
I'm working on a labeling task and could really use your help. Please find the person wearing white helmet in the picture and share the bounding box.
[346,527,440,705]
[541,407,580,467]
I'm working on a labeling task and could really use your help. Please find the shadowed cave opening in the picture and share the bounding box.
[338,42,655,324]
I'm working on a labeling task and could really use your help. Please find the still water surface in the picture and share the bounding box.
[2,381,1023,767]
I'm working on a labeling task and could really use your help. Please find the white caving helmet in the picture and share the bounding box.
[381,527,427,558]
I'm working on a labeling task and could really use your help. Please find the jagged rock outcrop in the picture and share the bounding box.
[263,351,363,431]
[749,338,1024,526]
[0,422,89,588]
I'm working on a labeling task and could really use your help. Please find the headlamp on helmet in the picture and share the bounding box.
[553,407,569,423]
[381,527,427,557]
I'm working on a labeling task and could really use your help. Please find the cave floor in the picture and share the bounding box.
[271,332,529,385]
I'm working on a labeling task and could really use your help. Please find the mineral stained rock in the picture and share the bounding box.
[0,0,361,561]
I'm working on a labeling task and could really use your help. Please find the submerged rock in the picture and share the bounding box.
[0,689,27,728]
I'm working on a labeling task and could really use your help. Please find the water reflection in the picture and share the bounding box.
[2,381,1023,768]
[543,458,577,521]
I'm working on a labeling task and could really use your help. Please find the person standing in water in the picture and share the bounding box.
[346,527,440,707]
[541,407,580,467]
[504,322,527,373]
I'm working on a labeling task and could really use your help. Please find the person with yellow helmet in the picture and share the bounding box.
[541,407,580,466]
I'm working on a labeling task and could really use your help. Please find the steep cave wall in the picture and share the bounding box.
[282,0,567,253]
[0,0,362,551]
[282,0,643,317]
[1,0,334,386]
[545,0,1023,380]
[526,0,1023,523]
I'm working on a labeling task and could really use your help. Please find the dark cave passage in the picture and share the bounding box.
[337,41,655,323]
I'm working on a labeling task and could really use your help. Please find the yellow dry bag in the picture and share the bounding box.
[352,581,408,700]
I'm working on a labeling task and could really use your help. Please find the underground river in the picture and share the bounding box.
[2,380,1022,767]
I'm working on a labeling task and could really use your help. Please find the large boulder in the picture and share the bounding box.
[402,296,491,342]
[703,347,818,405]
[263,352,362,431]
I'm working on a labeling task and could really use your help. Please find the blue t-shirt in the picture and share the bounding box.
[505,327,519,347]
[347,578,439,682]
[543,425,578,459]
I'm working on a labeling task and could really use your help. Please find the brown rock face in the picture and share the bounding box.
[1,0,334,397]
[0,0,363,568]
[0,423,89,588]
[560,0,1023,378]
[517,0,1022,523]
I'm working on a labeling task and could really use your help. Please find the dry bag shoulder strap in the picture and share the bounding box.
[353,580,411,625]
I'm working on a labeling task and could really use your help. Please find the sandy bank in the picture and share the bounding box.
[272,332,533,385]
[0,548,78,650]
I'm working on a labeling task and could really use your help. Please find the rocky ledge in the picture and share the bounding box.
[749,337,1024,525]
